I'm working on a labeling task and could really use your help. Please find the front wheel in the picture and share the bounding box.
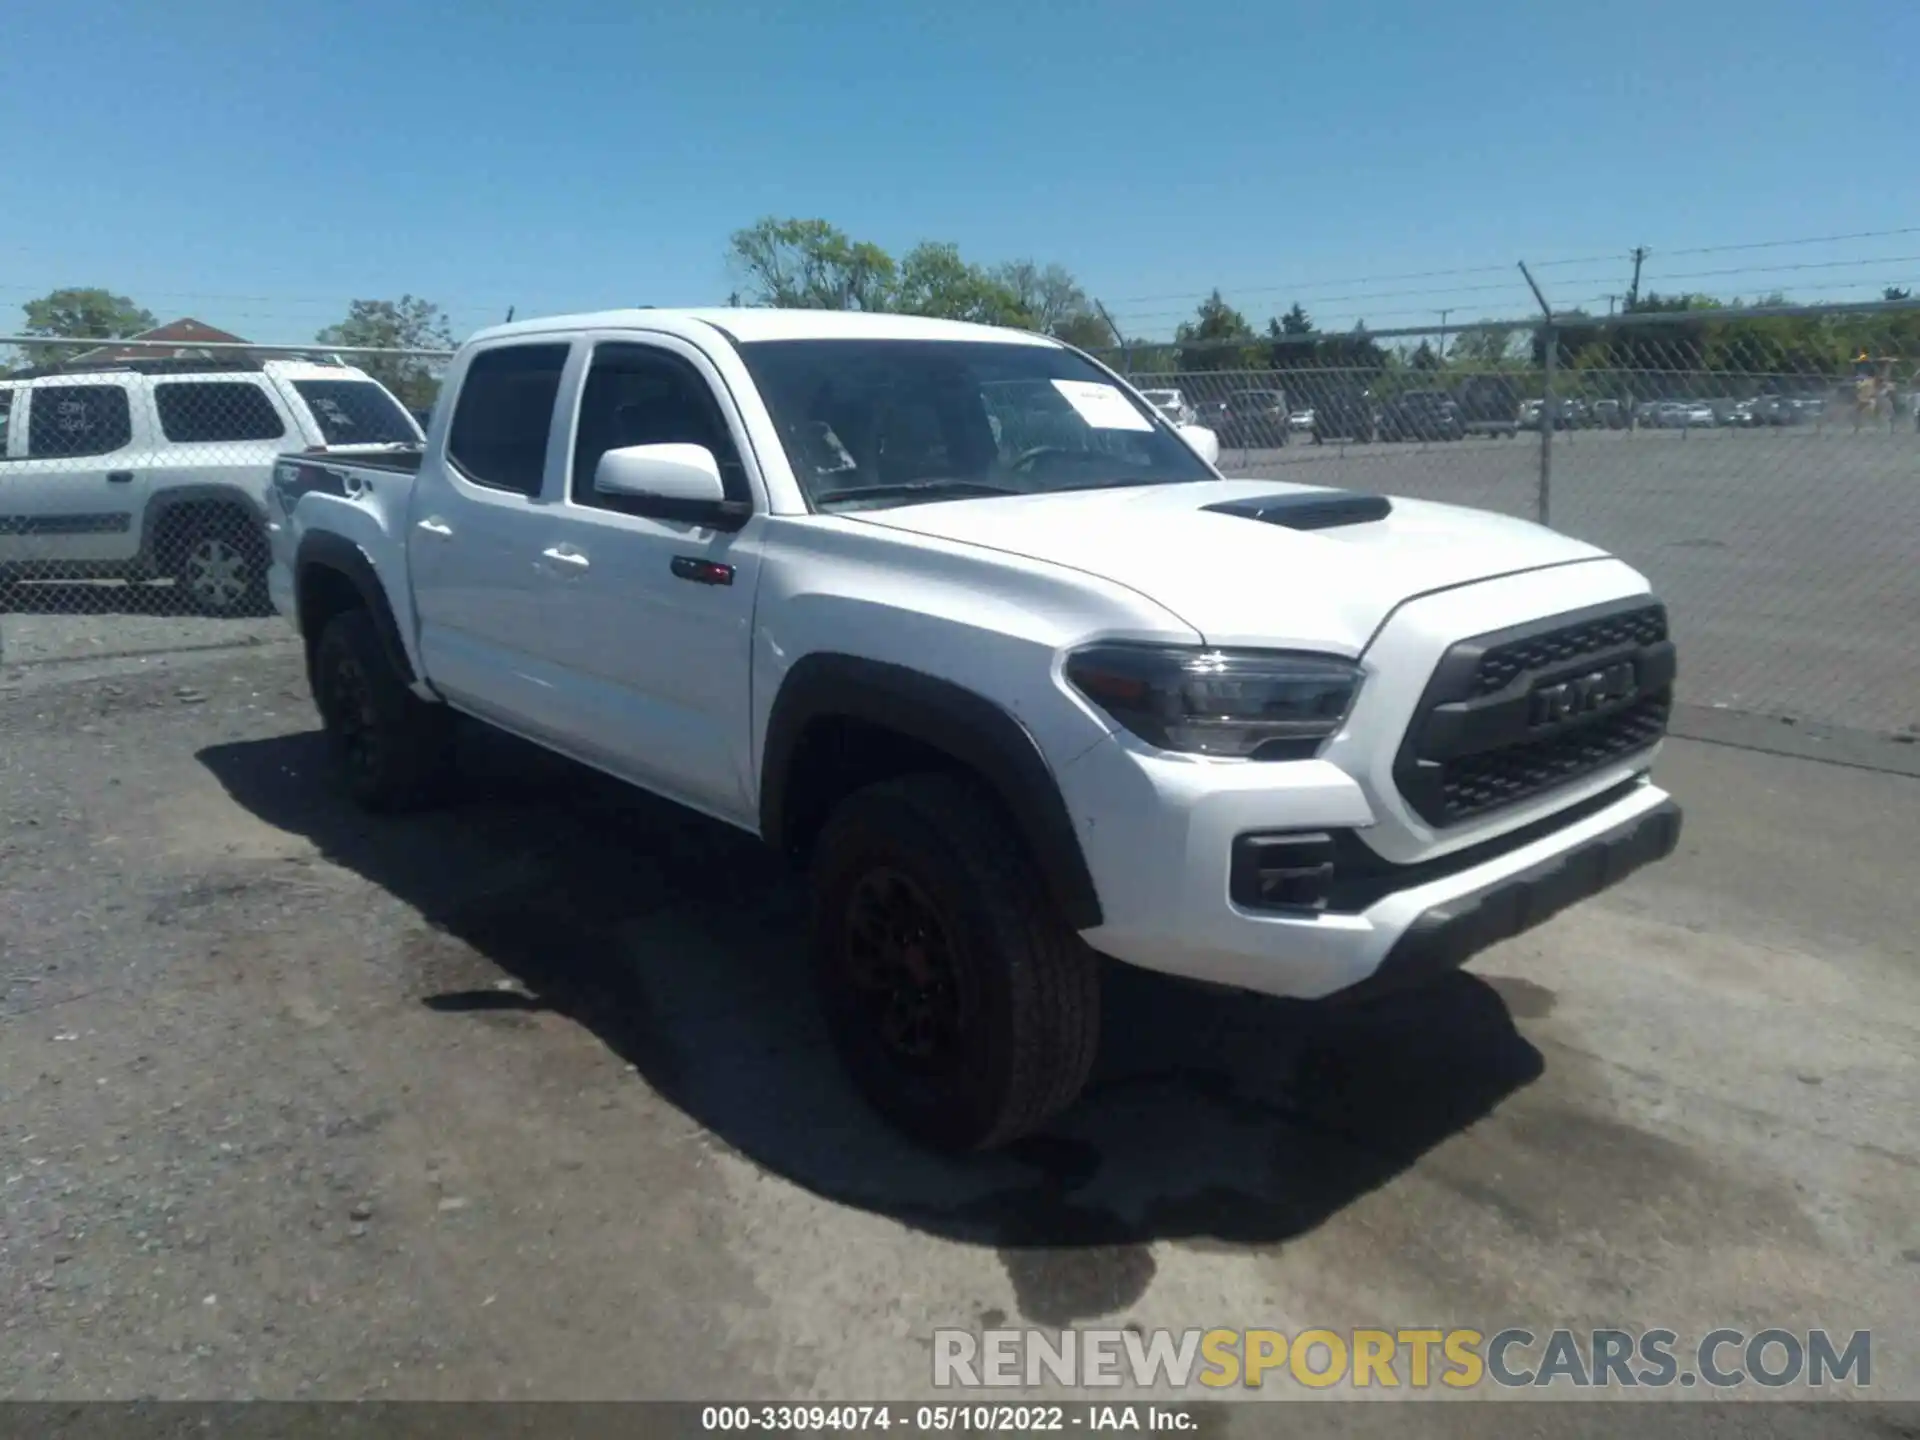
[809,774,1101,1152]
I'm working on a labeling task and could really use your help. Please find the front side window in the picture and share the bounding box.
[446,345,569,496]
[570,344,747,512]
[26,384,134,459]
[155,381,287,442]
[735,339,1213,511]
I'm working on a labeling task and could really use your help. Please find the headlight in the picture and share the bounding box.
[1064,643,1361,760]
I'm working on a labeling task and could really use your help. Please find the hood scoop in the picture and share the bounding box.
[1202,489,1393,531]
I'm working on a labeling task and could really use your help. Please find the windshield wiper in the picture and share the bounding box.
[812,479,1021,507]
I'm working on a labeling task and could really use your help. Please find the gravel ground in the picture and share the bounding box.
[1,646,1917,1409]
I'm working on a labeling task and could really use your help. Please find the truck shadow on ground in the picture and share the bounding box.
[199,722,1544,1326]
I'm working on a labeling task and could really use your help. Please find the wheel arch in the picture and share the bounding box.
[293,530,419,694]
[760,653,1104,931]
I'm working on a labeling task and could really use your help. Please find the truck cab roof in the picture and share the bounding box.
[468,307,1061,350]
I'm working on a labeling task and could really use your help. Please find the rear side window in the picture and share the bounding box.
[154,381,287,442]
[291,379,421,446]
[26,384,133,458]
[0,389,12,453]
[447,345,569,496]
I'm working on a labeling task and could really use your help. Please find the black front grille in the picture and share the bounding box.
[1440,692,1671,821]
[1396,599,1676,827]
[1473,604,1668,695]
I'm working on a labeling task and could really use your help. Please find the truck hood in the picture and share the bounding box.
[847,478,1609,653]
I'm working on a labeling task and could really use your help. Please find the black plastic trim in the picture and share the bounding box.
[294,531,418,687]
[0,512,132,536]
[1201,490,1393,530]
[1323,776,1648,912]
[1331,797,1683,1005]
[759,653,1103,930]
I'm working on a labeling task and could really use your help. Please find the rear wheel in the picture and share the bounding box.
[313,609,454,811]
[810,774,1101,1152]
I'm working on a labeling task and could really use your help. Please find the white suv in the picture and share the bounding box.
[0,358,420,614]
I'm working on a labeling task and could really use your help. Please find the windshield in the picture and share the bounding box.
[735,338,1215,511]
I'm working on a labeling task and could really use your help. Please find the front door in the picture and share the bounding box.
[535,336,763,825]
[0,380,150,569]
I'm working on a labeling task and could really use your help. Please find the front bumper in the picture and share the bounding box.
[1062,730,1679,1001]
[1331,796,1681,1003]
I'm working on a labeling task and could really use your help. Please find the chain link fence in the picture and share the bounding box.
[1100,298,1920,738]
[0,336,450,667]
[5,305,1917,739]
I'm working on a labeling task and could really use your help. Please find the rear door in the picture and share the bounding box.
[0,379,149,568]
[406,339,576,742]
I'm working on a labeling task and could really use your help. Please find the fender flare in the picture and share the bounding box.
[760,653,1103,930]
[293,530,418,687]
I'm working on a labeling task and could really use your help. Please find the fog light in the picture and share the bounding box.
[1230,832,1336,912]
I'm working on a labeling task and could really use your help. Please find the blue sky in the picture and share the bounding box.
[3,0,1917,347]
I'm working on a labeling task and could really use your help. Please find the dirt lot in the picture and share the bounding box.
[2,644,1917,1407]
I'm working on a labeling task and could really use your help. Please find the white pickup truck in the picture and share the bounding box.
[267,307,1681,1151]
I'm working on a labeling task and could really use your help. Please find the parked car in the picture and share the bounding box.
[1559,398,1592,429]
[1453,375,1520,437]
[1138,388,1195,426]
[1311,388,1378,443]
[0,357,423,614]
[1725,400,1760,428]
[1215,388,1291,448]
[1592,399,1625,429]
[1288,407,1315,434]
[270,306,1681,1152]
[1378,390,1465,442]
[1681,402,1717,428]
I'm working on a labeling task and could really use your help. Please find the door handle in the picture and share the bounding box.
[416,518,453,537]
[540,545,590,569]
[107,471,134,484]
[670,556,734,586]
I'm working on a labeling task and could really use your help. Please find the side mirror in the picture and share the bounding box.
[594,442,728,505]
[1177,424,1221,466]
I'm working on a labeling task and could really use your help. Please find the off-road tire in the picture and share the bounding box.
[313,609,454,812]
[809,773,1101,1152]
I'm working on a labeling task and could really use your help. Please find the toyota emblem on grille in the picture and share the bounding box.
[1529,661,1637,727]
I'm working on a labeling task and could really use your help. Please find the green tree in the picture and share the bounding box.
[727,217,897,310]
[892,243,1032,326]
[1052,309,1118,352]
[1176,290,1257,371]
[18,287,156,368]
[1884,286,1912,302]
[315,296,455,411]
[1408,339,1443,371]
[1277,302,1315,336]
[1450,323,1515,366]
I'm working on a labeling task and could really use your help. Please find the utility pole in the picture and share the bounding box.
[1626,246,1648,311]
[1604,294,1619,316]
[1437,309,1451,357]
